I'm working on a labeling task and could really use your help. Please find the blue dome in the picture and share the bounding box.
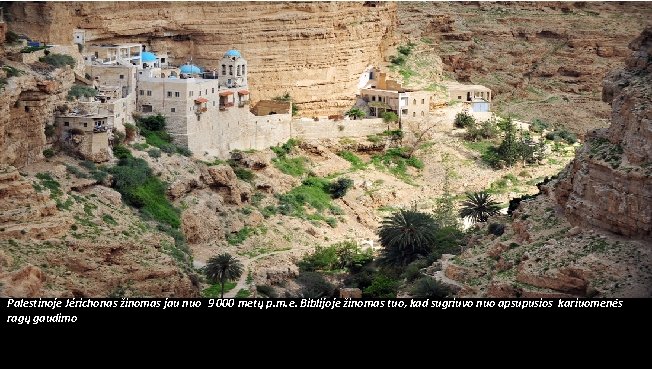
[141,51,157,63]
[224,49,241,58]
[180,64,201,74]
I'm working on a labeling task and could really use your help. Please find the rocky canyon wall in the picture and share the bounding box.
[0,66,74,168]
[554,27,652,238]
[6,1,397,116]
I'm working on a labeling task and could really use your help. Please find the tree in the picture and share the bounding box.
[454,111,475,128]
[496,117,519,167]
[378,210,439,266]
[345,107,366,120]
[138,114,166,131]
[382,111,399,124]
[205,253,244,298]
[459,191,500,223]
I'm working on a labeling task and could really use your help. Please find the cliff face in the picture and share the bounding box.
[554,27,652,238]
[7,1,397,116]
[0,65,74,168]
[398,2,652,134]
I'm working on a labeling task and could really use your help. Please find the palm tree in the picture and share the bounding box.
[205,253,244,298]
[345,107,366,120]
[378,210,439,266]
[459,191,500,223]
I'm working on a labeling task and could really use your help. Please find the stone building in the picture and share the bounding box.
[359,70,432,124]
[445,82,492,112]
[84,43,143,68]
[54,113,110,162]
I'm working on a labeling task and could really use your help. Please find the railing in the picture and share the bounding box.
[196,107,207,113]
[220,102,234,110]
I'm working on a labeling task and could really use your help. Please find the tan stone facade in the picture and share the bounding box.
[55,114,110,162]
[445,82,492,102]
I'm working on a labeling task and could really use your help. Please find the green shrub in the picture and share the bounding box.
[67,85,97,101]
[2,65,24,78]
[21,45,47,53]
[454,111,475,128]
[363,274,399,298]
[113,145,132,160]
[147,148,161,158]
[227,226,254,245]
[402,259,429,282]
[91,170,108,183]
[338,151,367,170]
[65,164,89,179]
[234,167,255,182]
[270,138,299,158]
[40,53,76,68]
[273,156,308,177]
[124,123,137,142]
[389,55,406,66]
[6,31,20,44]
[42,148,55,158]
[329,177,353,199]
[138,114,167,131]
[488,223,505,236]
[530,118,549,133]
[382,111,399,123]
[411,277,452,298]
[109,155,180,228]
[80,160,96,170]
[297,272,335,298]
[546,129,577,144]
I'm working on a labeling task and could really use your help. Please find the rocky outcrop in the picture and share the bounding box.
[0,164,72,240]
[554,27,652,239]
[0,65,74,168]
[7,2,397,116]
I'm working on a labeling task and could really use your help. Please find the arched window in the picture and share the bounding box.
[237,65,241,76]
[413,99,416,105]
[421,111,424,116]
[413,112,416,117]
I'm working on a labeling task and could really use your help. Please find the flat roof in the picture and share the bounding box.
[444,82,491,92]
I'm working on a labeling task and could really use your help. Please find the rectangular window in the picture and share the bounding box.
[421,99,425,104]
[222,65,226,75]
[229,65,233,75]
[458,96,462,100]
[119,75,124,79]
[167,91,172,98]
[213,101,215,107]
[189,91,193,97]
[140,90,144,96]
[146,90,152,96]
[83,123,88,127]
[242,65,245,75]
[171,107,176,113]
[141,105,153,113]
[64,122,69,127]
[372,96,376,101]
[205,89,208,95]
[174,92,180,98]
[212,88,215,93]
[161,58,166,63]
[199,90,202,96]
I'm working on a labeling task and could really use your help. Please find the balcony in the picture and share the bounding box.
[219,102,234,111]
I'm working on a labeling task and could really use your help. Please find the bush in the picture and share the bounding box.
[6,31,20,44]
[3,65,24,78]
[42,148,55,158]
[363,274,399,298]
[530,118,549,133]
[234,167,255,182]
[39,53,76,68]
[147,148,161,158]
[297,272,335,298]
[454,111,475,129]
[345,107,366,120]
[21,45,47,53]
[389,55,406,66]
[329,177,353,199]
[546,129,577,144]
[137,114,167,131]
[411,277,452,298]
[298,241,372,272]
[338,151,367,170]
[256,284,277,298]
[91,170,108,183]
[113,145,132,160]
[113,129,125,146]
[382,111,399,124]
[402,259,429,282]
[488,223,506,236]
[270,138,299,158]
[67,85,97,101]
[124,123,137,142]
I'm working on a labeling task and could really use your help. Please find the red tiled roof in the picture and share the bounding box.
[194,97,209,103]
[219,91,234,96]
[238,90,250,95]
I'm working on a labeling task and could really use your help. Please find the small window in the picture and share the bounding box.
[25,106,30,113]
[205,89,208,95]
[237,65,241,76]
[142,105,153,113]
[421,99,425,104]
[140,90,144,96]
[83,123,88,127]
[212,88,215,93]
[242,65,245,75]
[372,96,376,101]
[161,58,166,63]
[229,65,233,75]
[222,65,226,75]
[189,91,193,97]
[146,90,152,96]
[401,109,407,115]
[199,91,202,96]
[421,111,424,116]
[458,96,462,100]
[413,99,416,105]
[171,107,176,113]
[175,92,180,98]
[412,112,416,117]
[213,101,215,106]
[64,122,70,127]
[119,75,124,79]
[167,91,172,98]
